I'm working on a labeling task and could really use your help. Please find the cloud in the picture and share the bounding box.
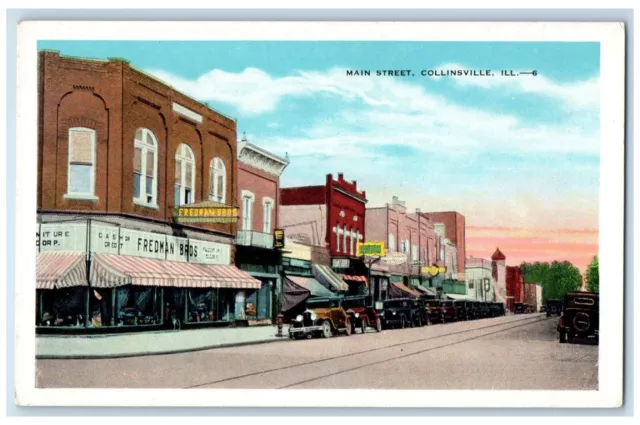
[434,62,600,111]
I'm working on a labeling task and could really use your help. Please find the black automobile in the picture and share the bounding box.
[546,299,563,317]
[497,302,506,317]
[557,292,599,344]
[465,301,479,320]
[453,300,470,321]
[425,299,445,324]
[439,300,458,322]
[379,298,420,329]
[489,302,500,318]
[414,298,430,326]
[514,303,526,314]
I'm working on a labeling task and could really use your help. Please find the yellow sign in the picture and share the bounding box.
[174,203,239,224]
[357,242,386,257]
[274,229,285,249]
[421,265,447,276]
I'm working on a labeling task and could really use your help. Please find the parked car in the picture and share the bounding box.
[439,300,458,322]
[464,301,478,320]
[514,303,526,314]
[489,302,501,318]
[497,302,506,316]
[557,292,599,344]
[453,300,470,321]
[546,299,563,317]
[342,295,382,334]
[414,298,431,326]
[539,305,547,313]
[288,297,352,339]
[380,298,420,329]
[425,299,445,324]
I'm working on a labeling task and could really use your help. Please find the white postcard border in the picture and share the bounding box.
[14,21,625,408]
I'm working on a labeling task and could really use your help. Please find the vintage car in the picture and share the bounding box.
[414,298,430,326]
[288,297,352,339]
[497,302,506,316]
[453,300,470,321]
[546,299,563,317]
[424,299,445,324]
[477,302,490,319]
[342,295,382,334]
[379,298,420,329]
[514,303,526,314]
[488,302,500,318]
[439,300,458,322]
[557,292,599,344]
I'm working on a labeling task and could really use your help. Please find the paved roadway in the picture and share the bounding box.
[36,314,598,390]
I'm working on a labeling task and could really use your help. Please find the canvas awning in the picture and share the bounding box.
[342,275,369,287]
[312,264,349,291]
[36,252,88,289]
[90,253,261,289]
[285,275,334,298]
[388,282,422,298]
[446,293,474,301]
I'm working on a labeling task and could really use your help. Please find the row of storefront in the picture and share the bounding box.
[36,219,272,332]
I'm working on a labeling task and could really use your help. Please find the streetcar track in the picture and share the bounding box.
[278,318,547,389]
[186,315,548,389]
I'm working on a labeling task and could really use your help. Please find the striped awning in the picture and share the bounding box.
[390,282,423,298]
[36,252,88,289]
[342,275,369,287]
[312,264,349,292]
[90,253,261,289]
[285,275,334,298]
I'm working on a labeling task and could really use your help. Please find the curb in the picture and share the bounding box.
[36,336,290,360]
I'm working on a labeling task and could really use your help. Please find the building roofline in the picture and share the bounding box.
[237,141,290,166]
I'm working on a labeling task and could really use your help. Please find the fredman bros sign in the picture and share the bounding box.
[36,222,231,265]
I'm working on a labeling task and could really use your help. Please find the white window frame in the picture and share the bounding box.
[174,143,196,206]
[336,225,342,253]
[133,128,158,208]
[241,190,255,231]
[209,157,227,204]
[262,197,274,233]
[388,233,395,253]
[343,225,348,256]
[350,228,355,256]
[65,127,98,200]
[412,244,418,262]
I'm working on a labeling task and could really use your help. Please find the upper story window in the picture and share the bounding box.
[209,157,226,203]
[350,228,355,256]
[411,244,418,262]
[263,197,274,233]
[174,144,195,206]
[66,127,97,200]
[133,128,158,207]
[242,190,255,231]
[388,233,395,253]
[336,225,341,253]
[343,225,348,255]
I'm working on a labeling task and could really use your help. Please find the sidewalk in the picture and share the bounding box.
[36,325,291,359]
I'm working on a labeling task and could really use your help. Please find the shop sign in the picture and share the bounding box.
[274,229,285,249]
[357,241,386,257]
[174,201,239,224]
[421,265,447,276]
[332,258,350,269]
[36,222,87,252]
[282,239,312,261]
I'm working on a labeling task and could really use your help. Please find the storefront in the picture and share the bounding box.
[234,245,281,325]
[36,220,260,332]
[330,257,368,296]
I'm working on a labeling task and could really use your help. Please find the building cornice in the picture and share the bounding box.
[237,141,290,177]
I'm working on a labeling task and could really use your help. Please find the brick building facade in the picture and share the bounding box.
[506,265,525,312]
[36,52,263,332]
[422,211,466,280]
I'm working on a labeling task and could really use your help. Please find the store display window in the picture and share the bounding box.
[37,287,87,327]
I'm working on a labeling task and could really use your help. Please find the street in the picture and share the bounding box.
[36,314,598,390]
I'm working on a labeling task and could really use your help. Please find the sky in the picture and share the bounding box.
[37,40,600,273]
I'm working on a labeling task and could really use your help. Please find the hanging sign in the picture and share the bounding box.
[421,265,448,276]
[274,229,285,249]
[357,241,386,257]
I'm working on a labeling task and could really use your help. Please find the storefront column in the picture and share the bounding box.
[235,290,246,320]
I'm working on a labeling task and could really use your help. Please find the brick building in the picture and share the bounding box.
[279,173,366,294]
[422,211,466,280]
[36,51,261,333]
[366,196,438,300]
[491,248,508,305]
[235,134,289,322]
[506,265,525,312]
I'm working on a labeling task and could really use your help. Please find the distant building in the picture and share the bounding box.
[491,248,508,305]
[422,212,466,280]
[506,265,525,312]
[465,257,496,302]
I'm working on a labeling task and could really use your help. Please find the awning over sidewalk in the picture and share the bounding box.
[36,252,88,289]
[445,293,474,301]
[286,275,334,298]
[342,275,368,287]
[388,282,422,298]
[90,253,261,289]
[312,264,349,292]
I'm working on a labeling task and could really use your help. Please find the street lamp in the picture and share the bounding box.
[483,278,491,302]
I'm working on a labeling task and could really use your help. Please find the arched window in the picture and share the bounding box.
[174,144,195,206]
[241,190,255,231]
[133,128,158,206]
[209,157,226,203]
[66,127,96,199]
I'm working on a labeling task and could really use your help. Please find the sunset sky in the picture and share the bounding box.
[38,41,600,272]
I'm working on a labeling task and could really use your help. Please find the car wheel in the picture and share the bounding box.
[400,316,406,329]
[441,315,445,324]
[350,321,356,335]
[344,322,352,336]
[559,331,568,343]
[416,315,422,327]
[360,319,368,334]
[321,321,332,338]
[409,316,415,328]
[376,317,382,332]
